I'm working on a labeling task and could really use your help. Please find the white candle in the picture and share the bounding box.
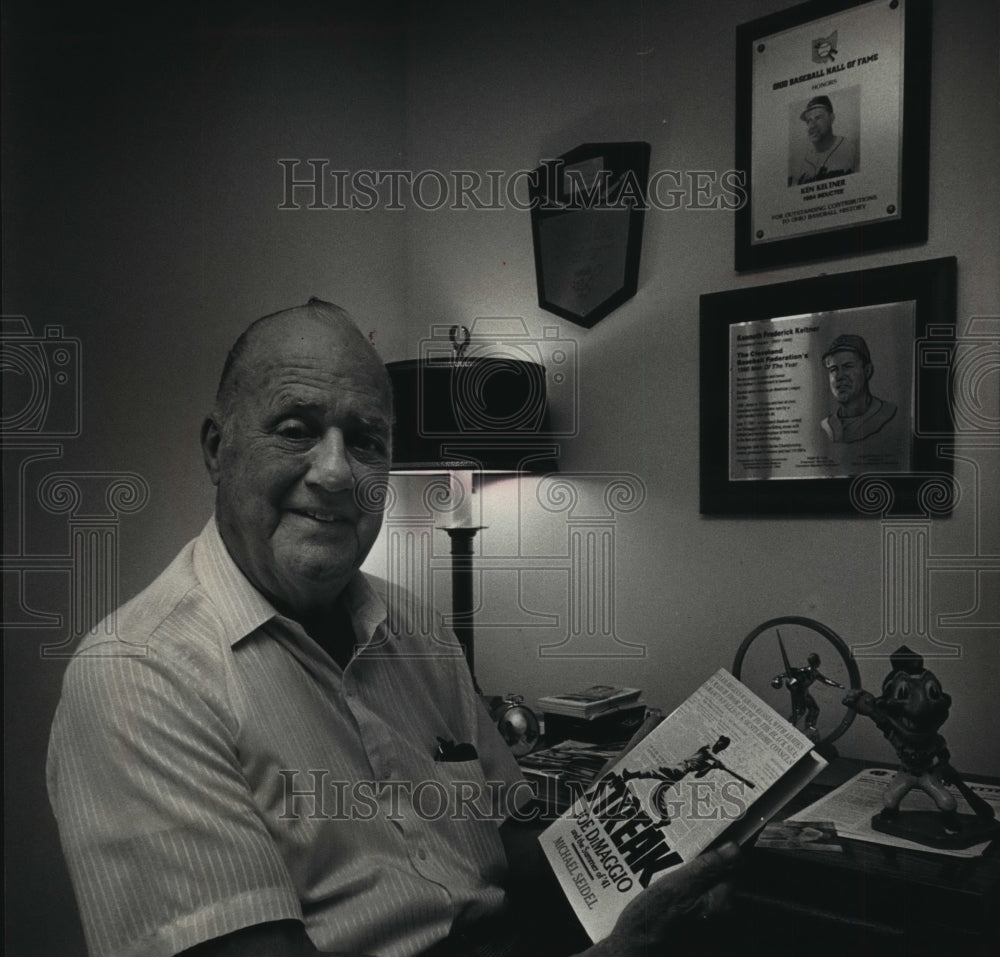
[449,469,474,527]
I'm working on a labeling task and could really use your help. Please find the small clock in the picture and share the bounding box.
[486,693,541,757]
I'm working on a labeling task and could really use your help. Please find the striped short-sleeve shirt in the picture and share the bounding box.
[47,517,529,957]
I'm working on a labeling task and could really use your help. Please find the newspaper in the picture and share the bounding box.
[788,766,1000,858]
[538,668,826,942]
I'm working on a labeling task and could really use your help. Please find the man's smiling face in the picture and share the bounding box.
[203,308,392,619]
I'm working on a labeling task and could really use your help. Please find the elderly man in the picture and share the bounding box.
[789,95,858,186]
[820,333,898,444]
[48,300,735,957]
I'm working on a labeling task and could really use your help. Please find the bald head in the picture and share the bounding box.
[214,298,391,421]
[201,298,393,623]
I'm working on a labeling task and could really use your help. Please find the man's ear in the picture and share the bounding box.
[201,414,223,486]
[864,362,874,382]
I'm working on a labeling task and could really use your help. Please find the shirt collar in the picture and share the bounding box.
[339,569,392,654]
[193,517,278,646]
[193,515,389,649]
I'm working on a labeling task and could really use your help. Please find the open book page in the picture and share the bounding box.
[788,767,1000,858]
[539,668,824,942]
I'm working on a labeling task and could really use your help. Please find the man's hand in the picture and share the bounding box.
[590,842,739,956]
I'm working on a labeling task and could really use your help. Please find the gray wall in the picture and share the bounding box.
[381,0,999,775]
[3,1,998,955]
[3,5,407,955]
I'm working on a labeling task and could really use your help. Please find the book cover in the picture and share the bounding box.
[538,668,826,942]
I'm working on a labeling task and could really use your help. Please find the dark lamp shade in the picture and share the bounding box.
[386,357,559,473]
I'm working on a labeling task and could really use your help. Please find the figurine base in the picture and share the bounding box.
[871,809,1000,850]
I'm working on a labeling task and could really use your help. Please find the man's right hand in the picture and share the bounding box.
[586,842,739,956]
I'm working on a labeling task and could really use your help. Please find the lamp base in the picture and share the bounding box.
[440,525,485,694]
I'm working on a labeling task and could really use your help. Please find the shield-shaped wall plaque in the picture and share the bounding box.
[529,142,650,328]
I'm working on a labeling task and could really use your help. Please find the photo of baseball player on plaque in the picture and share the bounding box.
[699,258,957,516]
[726,303,915,484]
[734,0,931,271]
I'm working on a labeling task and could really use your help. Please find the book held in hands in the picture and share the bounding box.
[538,668,826,942]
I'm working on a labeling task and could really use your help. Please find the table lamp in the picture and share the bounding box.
[386,327,559,691]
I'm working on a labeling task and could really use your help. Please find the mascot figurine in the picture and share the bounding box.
[844,645,997,849]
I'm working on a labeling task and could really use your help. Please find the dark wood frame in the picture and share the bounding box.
[734,0,932,271]
[700,257,957,515]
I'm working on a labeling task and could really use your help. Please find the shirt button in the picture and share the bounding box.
[416,848,427,861]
